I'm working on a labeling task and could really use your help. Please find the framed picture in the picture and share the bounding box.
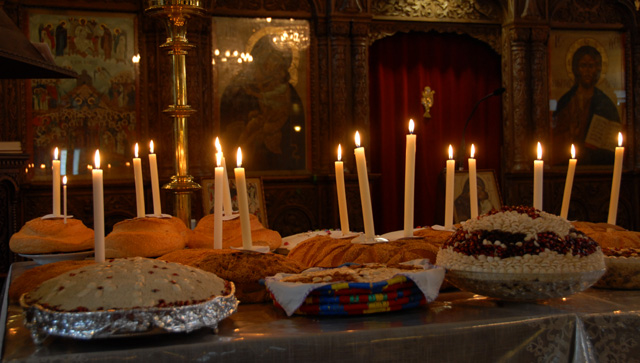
[453,170,502,223]
[212,17,310,173]
[548,30,626,167]
[25,9,138,181]
[201,177,268,227]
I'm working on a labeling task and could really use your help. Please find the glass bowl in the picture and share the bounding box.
[593,257,640,290]
[445,268,605,301]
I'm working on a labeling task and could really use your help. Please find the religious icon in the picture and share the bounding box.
[214,17,310,173]
[549,32,625,166]
[26,9,137,180]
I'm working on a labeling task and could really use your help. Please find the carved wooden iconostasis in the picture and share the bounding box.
[0,0,639,274]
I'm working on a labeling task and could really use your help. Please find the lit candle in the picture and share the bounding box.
[214,151,224,249]
[469,144,478,219]
[533,142,544,210]
[52,147,61,216]
[404,119,417,237]
[444,145,455,230]
[92,150,105,263]
[149,140,162,216]
[560,144,577,219]
[608,133,624,225]
[215,137,233,216]
[234,148,252,249]
[133,143,145,218]
[335,144,349,233]
[354,131,375,238]
[62,176,67,224]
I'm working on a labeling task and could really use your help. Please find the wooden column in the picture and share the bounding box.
[352,20,370,148]
[503,26,531,173]
[531,27,550,148]
[329,19,352,151]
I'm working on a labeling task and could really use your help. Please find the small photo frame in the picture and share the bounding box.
[201,177,268,227]
[453,170,502,223]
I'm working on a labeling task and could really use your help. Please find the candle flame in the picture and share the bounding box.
[216,152,222,167]
[618,132,623,147]
[470,144,476,158]
[54,147,59,160]
[409,119,415,134]
[355,131,361,147]
[150,140,155,154]
[134,143,139,158]
[214,137,222,153]
[537,142,542,160]
[62,175,67,185]
[237,147,243,167]
[337,144,342,161]
[571,144,576,159]
[448,145,453,160]
[94,150,101,169]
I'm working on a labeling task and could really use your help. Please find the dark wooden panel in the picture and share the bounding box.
[503,171,639,231]
[0,154,28,275]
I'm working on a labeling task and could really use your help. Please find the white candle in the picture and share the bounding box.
[560,144,577,219]
[608,133,624,225]
[52,147,61,216]
[234,148,252,249]
[223,157,233,216]
[215,138,233,216]
[92,150,105,263]
[149,140,162,216]
[335,144,349,233]
[444,145,455,230]
[214,151,224,249]
[354,131,375,238]
[133,143,145,218]
[533,142,543,210]
[469,144,478,219]
[403,119,417,237]
[62,176,67,224]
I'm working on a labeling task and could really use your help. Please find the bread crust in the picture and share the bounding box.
[573,221,640,249]
[10,218,94,254]
[188,214,281,250]
[160,248,302,303]
[287,228,451,269]
[105,217,188,258]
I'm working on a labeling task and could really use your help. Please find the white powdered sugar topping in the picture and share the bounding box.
[27,257,228,311]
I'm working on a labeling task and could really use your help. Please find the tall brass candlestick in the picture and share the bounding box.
[145,0,204,225]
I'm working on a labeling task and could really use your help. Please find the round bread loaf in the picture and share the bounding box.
[160,248,303,303]
[188,214,282,250]
[436,206,605,273]
[286,228,450,269]
[23,257,229,312]
[10,218,94,255]
[572,221,640,250]
[105,217,189,258]
[9,260,96,303]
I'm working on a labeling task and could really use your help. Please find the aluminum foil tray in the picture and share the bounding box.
[19,282,238,344]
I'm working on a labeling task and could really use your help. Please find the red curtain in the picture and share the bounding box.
[369,31,502,233]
